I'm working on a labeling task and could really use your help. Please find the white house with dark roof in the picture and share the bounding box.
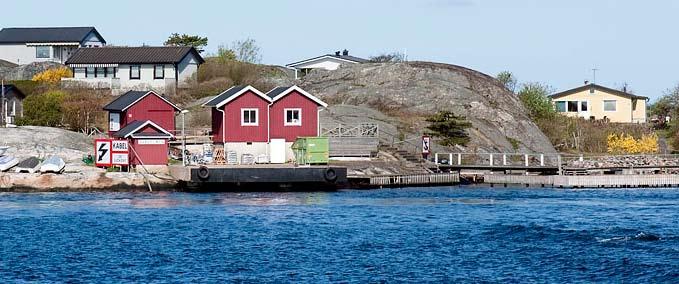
[63,46,204,94]
[0,27,105,64]
[286,50,367,79]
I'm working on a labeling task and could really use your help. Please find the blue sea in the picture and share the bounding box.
[0,187,677,283]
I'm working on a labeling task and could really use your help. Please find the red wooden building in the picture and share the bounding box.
[103,90,179,166]
[103,90,180,135]
[203,85,327,162]
[112,120,174,165]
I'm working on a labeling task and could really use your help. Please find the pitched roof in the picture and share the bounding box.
[0,27,105,44]
[265,85,328,107]
[66,46,204,65]
[286,53,368,67]
[113,120,173,139]
[550,83,648,100]
[202,85,271,108]
[1,84,26,99]
[103,90,180,112]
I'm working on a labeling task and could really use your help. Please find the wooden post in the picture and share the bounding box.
[503,154,507,166]
[489,154,493,166]
[449,153,453,165]
[540,154,544,166]
[457,153,461,165]
[434,153,439,164]
[557,155,562,175]
[524,154,529,167]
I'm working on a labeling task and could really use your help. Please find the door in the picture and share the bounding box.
[270,139,286,163]
[579,101,590,119]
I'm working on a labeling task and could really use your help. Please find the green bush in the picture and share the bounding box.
[17,91,65,126]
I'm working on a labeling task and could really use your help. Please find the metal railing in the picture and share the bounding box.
[434,152,561,167]
[321,123,379,137]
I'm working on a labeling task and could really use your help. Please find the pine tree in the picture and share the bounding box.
[425,111,472,146]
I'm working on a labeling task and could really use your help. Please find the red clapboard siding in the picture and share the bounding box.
[129,139,168,165]
[211,108,224,143]
[123,94,176,133]
[269,90,319,142]
[221,90,269,142]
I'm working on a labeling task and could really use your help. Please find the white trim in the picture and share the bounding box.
[284,108,302,126]
[26,42,80,46]
[241,108,259,126]
[204,85,272,109]
[269,85,328,107]
[286,55,363,68]
[121,91,180,112]
[130,136,171,140]
[69,63,118,68]
[120,120,174,138]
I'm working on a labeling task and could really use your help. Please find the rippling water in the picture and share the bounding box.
[1,187,678,282]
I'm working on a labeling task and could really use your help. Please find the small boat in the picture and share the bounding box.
[0,146,9,156]
[15,157,41,173]
[39,156,66,174]
[0,155,19,172]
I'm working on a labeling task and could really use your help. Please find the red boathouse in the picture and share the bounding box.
[203,85,327,163]
[103,90,180,135]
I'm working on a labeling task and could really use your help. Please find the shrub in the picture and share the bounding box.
[607,133,658,154]
[32,67,73,85]
[17,91,65,126]
[61,89,109,132]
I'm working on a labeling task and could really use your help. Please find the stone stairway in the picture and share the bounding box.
[380,145,422,164]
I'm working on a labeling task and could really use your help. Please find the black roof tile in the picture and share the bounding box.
[66,46,204,65]
[0,27,104,44]
[203,86,247,107]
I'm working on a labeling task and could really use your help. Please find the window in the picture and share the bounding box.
[130,65,141,79]
[154,65,164,79]
[86,67,95,78]
[35,46,50,58]
[241,109,258,126]
[555,101,566,112]
[284,109,302,126]
[108,67,117,78]
[604,100,617,111]
[74,67,85,77]
[567,101,578,112]
[95,67,105,78]
[580,101,588,112]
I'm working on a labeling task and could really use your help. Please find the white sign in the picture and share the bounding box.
[95,140,111,166]
[112,140,128,152]
[422,136,431,154]
[112,153,129,165]
[109,113,121,132]
[138,139,165,145]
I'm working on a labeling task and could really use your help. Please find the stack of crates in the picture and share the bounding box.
[292,137,329,165]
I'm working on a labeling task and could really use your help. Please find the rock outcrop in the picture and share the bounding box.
[300,62,556,154]
[0,61,65,81]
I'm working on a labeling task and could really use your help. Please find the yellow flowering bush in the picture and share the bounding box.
[32,67,73,85]
[607,133,658,154]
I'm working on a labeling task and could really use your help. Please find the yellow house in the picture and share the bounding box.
[550,83,648,123]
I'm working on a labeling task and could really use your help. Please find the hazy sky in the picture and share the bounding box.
[4,0,678,100]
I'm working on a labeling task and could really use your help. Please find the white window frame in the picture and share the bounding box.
[603,100,617,112]
[241,108,259,126]
[284,108,302,126]
[35,46,50,58]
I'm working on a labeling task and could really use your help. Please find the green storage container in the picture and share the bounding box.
[292,137,329,165]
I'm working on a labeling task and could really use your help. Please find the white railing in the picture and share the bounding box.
[434,152,561,167]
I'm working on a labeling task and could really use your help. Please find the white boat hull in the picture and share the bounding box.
[40,156,66,174]
[0,156,19,172]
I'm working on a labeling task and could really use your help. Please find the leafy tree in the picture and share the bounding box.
[517,82,555,120]
[61,89,108,133]
[369,52,405,63]
[496,71,517,93]
[232,38,261,63]
[32,67,72,85]
[425,111,472,146]
[164,33,208,53]
[216,44,236,63]
[17,91,65,126]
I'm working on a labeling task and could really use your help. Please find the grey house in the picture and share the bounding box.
[0,27,106,65]
[1,84,26,126]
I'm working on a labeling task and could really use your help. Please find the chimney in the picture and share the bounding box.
[335,51,340,56]
[342,49,349,56]
[584,80,589,85]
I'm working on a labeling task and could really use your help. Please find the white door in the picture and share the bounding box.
[270,139,286,164]
[579,101,590,119]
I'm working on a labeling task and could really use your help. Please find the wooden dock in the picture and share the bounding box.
[348,173,459,187]
[484,174,679,188]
